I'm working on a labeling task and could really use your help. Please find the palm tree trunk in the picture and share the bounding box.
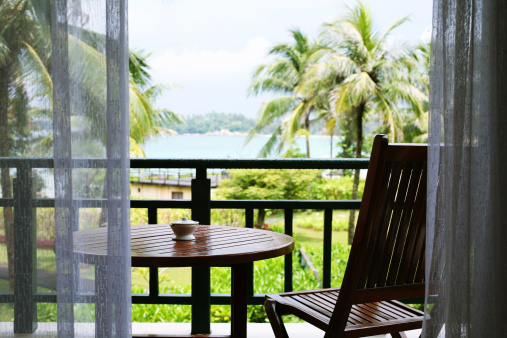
[330,129,333,158]
[256,209,266,229]
[0,65,15,291]
[305,114,310,158]
[348,104,364,245]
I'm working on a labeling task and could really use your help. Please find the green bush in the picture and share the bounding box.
[310,176,365,201]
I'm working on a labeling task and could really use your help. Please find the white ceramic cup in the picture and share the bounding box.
[170,217,199,241]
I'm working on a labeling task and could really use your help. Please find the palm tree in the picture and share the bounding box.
[1,1,184,289]
[402,41,430,143]
[381,41,430,143]
[312,2,427,243]
[0,0,40,291]
[22,27,184,158]
[129,50,184,157]
[246,29,328,158]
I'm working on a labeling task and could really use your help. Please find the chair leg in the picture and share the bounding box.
[390,332,408,338]
[264,298,290,338]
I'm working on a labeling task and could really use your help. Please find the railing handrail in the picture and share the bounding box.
[0,157,370,169]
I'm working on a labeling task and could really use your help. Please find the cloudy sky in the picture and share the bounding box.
[129,0,433,119]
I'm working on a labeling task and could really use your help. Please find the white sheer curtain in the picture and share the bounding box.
[425,0,507,336]
[0,0,131,336]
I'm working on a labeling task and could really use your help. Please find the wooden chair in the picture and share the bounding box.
[264,135,427,338]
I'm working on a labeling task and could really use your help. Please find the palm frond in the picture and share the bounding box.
[256,126,283,158]
[257,96,299,125]
[22,41,52,99]
[144,82,181,101]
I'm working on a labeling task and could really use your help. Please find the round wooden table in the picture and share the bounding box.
[74,224,295,338]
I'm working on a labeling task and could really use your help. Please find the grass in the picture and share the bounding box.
[132,267,192,294]
[268,209,353,232]
[293,226,347,248]
[267,209,352,248]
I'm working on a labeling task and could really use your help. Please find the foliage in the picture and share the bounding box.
[211,209,245,227]
[129,50,185,156]
[216,169,364,202]
[247,3,429,160]
[300,1,427,243]
[311,2,426,142]
[216,168,320,226]
[216,169,317,201]
[310,176,365,201]
[269,209,356,232]
[170,112,256,134]
[246,29,329,158]
[280,145,307,158]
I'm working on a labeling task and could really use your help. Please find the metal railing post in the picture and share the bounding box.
[13,166,37,333]
[148,208,159,299]
[191,167,211,335]
[284,209,293,292]
[323,209,333,288]
[245,209,254,298]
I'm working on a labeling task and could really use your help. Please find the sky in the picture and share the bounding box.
[129,0,433,119]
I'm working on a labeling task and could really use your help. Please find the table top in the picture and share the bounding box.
[74,224,294,267]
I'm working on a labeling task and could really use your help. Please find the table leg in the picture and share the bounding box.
[231,263,248,338]
[191,266,211,335]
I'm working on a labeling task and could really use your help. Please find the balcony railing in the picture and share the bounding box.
[0,157,369,333]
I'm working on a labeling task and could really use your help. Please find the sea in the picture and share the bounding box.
[141,134,338,159]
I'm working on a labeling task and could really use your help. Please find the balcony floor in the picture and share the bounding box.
[1,322,421,337]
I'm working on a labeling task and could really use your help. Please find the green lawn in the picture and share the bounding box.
[293,226,347,249]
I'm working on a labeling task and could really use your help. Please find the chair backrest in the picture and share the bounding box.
[327,135,427,333]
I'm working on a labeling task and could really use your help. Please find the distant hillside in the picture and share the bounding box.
[169,111,378,136]
[171,112,257,134]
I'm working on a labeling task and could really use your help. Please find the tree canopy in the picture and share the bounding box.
[247,1,429,242]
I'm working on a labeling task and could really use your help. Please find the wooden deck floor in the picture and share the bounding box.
[0,322,422,337]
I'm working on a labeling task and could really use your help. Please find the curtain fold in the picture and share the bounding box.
[0,0,131,336]
[426,0,507,336]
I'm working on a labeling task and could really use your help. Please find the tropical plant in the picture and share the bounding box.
[216,169,318,228]
[401,41,430,142]
[304,1,427,243]
[0,0,183,289]
[129,50,184,157]
[377,41,430,143]
[0,0,40,291]
[246,29,328,158]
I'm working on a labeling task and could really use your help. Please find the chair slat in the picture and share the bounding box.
[291,295,333,318]
[383,301,420,318]
[370,301,411,319]
[406,212,426,284]
[397,166,427,284]
[414,247,425,283]
[317,292,338,304]
[303,294,335,312]
[376,162,414,287]
[355,304,390,322]
[362,302,400,320]
[386,163,424,285]
[361,162,402,288]
[348,308,374,324]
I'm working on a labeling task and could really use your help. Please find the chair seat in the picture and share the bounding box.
[267,288,424,337]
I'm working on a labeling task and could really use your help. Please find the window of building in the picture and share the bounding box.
[172,192,183,199]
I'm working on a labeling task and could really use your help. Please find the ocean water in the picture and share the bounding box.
[141,134,338,159]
